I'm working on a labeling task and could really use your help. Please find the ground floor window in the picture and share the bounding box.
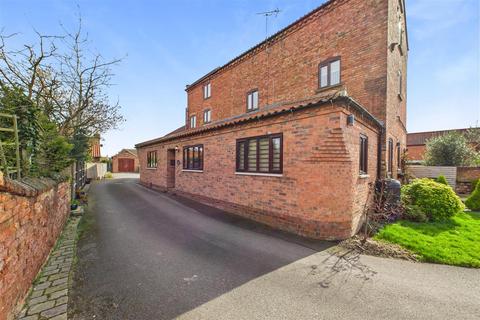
[183,145,203,170]
[388,138,394,174]
[147,151,157,168]
[236,133,282,173]
[359,135,368,174]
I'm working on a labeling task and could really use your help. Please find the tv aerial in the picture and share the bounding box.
[257,8,281,39]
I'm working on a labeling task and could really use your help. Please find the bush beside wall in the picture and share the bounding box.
[465,183,480,211]
[402,178,465,221]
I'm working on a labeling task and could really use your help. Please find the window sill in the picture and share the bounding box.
[359,174,370,179]
[235,172,283,177]
[182,169,203,173]
[146,167,157,170]
[316,83,343,94]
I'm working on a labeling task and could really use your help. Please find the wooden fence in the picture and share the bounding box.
[408,165,457,188]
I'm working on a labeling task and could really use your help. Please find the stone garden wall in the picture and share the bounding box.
[0,172,70,320]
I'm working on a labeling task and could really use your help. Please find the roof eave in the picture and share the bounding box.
[135,94,383,149]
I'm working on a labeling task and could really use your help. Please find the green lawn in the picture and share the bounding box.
[375,211,480,268]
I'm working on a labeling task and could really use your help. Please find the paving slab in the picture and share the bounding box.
[15,217,80,320]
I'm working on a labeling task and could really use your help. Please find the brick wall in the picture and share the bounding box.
[138,102,379,240]
[406,145,425,161]
[456,167,480,194]
[457,167,480,182]
[186,0,390,129]
[185,0,406,179]
[0,173,70,320]
[384,0,408,178]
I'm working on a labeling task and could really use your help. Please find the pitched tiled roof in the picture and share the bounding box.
[114,148,138,157]
[136,90,383,148]
[91,143,101,158]
[124,148,137,156]
[186,0,339,90]
[407,128,470,146]
[165,126,186,137]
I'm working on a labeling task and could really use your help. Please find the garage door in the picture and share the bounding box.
[118,158,135,172]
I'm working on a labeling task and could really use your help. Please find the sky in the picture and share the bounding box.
[0,0,479,156]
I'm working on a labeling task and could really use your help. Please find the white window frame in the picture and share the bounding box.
[203,109,211,124]
[203,83,211,99]
[190,115,196,128]
[247,90,259,111]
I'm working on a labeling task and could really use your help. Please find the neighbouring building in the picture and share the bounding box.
[407,128,473,161]
[112,149,139,173]
[136,0,408,240]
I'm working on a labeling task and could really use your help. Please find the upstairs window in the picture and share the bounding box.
[183,145,203,171]
[147,151,157,168]
[203,83,211,99]
[398,70,403,98]
[319,58,341,89]
[247,90,259,111]
[359,135,368,174]
[203,109,211,124]
[398,21,404,46]
[190,115,196,129]
[236,133,282,174]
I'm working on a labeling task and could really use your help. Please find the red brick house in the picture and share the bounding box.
[407,128,472,161]
[112,149,139,173]
[136,0,408,240]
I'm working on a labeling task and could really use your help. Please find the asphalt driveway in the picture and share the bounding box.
[70,177,480,320]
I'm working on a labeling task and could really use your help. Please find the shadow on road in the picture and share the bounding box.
[69,178,342,320]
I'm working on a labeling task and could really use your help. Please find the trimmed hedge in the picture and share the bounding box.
[402,178,465,221]
[465,182,480,211]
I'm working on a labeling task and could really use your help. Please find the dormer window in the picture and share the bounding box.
[247,90,259,111]
[203,83,211,99]
[319,57,341,89]
[190,115,196,128]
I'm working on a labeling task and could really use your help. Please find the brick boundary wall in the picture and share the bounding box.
[139,181,351,240]
[0,172,71,320]
[456,167,480,194]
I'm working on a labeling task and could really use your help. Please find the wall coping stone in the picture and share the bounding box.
[0,175,67,197]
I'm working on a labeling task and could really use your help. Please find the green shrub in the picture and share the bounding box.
[401,178,465,221]
[472,179,479,191]
[436,175,448,185]
[465,182,480,211]
[104,172,113,179]
[404,205,428,222]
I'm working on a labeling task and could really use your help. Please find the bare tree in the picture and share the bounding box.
[0,29,59,103]
[0,16,125,138]
[50,18,125,136]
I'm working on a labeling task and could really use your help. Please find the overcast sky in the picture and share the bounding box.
[1,0,479,156]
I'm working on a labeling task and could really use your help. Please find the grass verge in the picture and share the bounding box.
[375,211,480,268]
